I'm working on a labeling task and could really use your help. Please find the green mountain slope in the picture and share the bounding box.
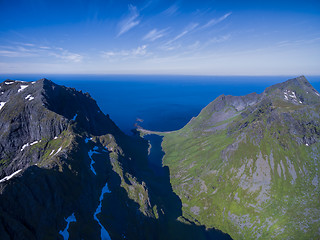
[160,76,320,239]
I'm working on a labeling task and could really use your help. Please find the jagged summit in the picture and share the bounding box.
[186,76,320,132]
[0,78,120,180]
[263,75,320,105]
[267,75,311,90]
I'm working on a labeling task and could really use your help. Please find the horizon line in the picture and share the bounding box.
[1,73,320,78]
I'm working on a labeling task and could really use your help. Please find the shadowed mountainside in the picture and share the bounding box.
[0,78,231,240]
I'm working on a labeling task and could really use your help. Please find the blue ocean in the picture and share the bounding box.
[1,74,320,135]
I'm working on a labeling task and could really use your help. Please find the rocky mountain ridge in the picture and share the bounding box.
[160,76,320,239]
[0,78,119,179]
[0,78,231,240]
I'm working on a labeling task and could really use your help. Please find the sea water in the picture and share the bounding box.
[1,74,320,135]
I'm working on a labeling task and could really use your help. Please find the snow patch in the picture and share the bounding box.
[30,140,40,146]
[5,81,14,85]
[0,102,6,110]
[85,137,92,143]
[21,140,40,151]
[94,182,112,240]
[54,136,58,139]
[18,85,28,93]
[21,143,29,151]
[59,213,76,240]
[316,92,320,97]
[289,91,296,99]
[31,81,36,84]
[283,90,299,103]
[0,169,22,183]
[49,150,55,156]
[54,147,62,156]
[25,94,34,101]
[306,143,309,146]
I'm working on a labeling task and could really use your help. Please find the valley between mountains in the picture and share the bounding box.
[0,76,319,239]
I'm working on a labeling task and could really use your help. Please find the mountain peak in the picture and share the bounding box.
[161,76,320,239]
[283,75,311,88]
[0,78,120,180]
[263,76,320,105]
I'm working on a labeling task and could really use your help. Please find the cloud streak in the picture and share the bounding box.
[166,23,199,45]
[276,37,320,48]
[202,12,232,29]
[102,45,148,59]
[163,4,179,16]
[0,50,37,57]
[118,5,140,37]
[0,43,83,63]
[49,49,83,62]
[143,28,168,41]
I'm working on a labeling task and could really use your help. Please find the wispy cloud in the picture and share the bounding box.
[166,23,199,45]
[160,43,181,51]
[209,34,231,44]
[102,45,148,59]
[187,41,200,50]
[0,44,39,57]
[276,37,320,47]
[163,4,179,16]
[0,50,37,57]
[143,28,168,41]
[49,48,83,62]
[202,12,232,29]
[118,5,140,37]
[0,42,83,63]
[15,42,35,47]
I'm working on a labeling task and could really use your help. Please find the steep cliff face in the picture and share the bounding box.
[161,76,320,239]
[0,78,133,239]
[0,79,231,240]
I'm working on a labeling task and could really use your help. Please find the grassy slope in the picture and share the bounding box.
[161,93,320,239]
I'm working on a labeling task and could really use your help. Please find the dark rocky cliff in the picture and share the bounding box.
[0,78,231,240]
[0,79,120,179]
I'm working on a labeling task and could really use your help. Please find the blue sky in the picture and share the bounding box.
[0,0,319,75]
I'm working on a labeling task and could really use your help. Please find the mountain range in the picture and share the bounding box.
[158,76,320,239]
[0,78,230,240]
[0,76,319,239]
